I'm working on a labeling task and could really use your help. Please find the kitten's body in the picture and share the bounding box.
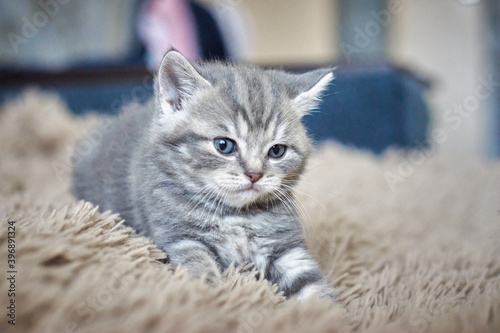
[73,51,335,299]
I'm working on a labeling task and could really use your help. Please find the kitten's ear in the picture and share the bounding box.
[157,50,211,112]
[289,69,334,115]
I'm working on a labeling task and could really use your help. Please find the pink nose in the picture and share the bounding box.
[246,172,263,183]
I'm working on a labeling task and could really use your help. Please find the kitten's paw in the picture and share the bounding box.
[203,270,223,287]
[296,283,336,302]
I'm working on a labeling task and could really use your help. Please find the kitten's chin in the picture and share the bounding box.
[223,187,267,209]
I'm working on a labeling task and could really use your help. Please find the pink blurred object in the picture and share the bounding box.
[138,0,201,69]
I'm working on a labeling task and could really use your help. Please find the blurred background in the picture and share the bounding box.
[0,0,498,158]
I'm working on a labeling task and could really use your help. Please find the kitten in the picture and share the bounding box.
[73,50,335,300]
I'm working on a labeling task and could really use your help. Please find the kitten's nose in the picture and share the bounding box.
[246,172,263,183]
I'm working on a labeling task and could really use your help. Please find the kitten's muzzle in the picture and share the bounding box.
[245,172,263,184]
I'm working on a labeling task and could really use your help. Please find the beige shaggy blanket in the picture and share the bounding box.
[0,91,499,333]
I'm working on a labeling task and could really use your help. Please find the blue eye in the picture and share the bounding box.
[268,144,286,159]
[214,138,236,155]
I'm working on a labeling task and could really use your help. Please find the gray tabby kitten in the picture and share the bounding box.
[73,50,335,300]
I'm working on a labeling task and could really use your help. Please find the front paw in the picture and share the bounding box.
[204,269,223,287]
[296,282,336,301]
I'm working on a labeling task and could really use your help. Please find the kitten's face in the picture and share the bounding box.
[184,91,312,208]
[154,51,332,209]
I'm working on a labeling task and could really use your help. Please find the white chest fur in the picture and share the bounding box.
[213,216,270,271]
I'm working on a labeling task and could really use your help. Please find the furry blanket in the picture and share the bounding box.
[1,91,499,333]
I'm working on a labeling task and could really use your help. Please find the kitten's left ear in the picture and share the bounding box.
[290,69,334,115]
[157,50,211,113]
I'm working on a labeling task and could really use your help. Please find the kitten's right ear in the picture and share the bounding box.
[157,50,211,112]
[290,69,334,115]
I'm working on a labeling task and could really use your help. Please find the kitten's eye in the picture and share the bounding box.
[214,138,236,155]
[268,144,286,159]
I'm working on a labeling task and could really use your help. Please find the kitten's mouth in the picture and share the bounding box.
[237,186,258,193]
[220,184,270,208]
[231,184,262,194]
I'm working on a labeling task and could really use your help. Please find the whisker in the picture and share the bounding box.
[281,183,326,210]
[201,185,223,225]
[276,187,313,238]
[194,184,220,228]
[279,184,319,238]
[176,184,212,221]
[300,163,329,175]
[284,179,338,198]
[272,190,296,223]
[213,187,229,222]
[273,188,308,237]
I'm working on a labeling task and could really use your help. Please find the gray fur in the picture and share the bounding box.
[73,50,335,300]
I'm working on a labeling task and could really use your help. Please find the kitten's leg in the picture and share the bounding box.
[167,239,222,286]
[267,246,335,301]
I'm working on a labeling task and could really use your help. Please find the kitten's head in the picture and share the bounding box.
[152,50,333,209]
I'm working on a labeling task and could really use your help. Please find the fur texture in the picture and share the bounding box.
[72,51,335,298]
[1,91,500,333]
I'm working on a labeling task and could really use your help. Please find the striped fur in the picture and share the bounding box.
[73,50,335,300]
